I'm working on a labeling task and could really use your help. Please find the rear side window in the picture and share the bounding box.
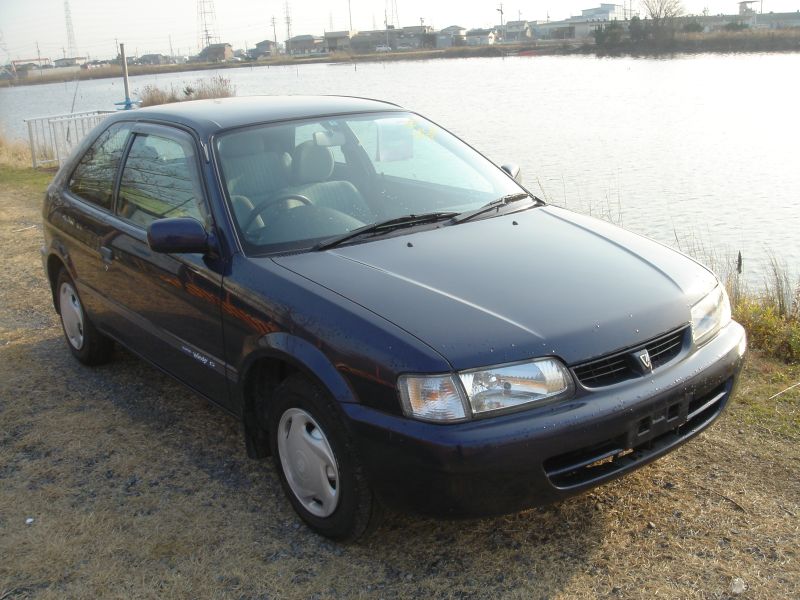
[68,122,131,209]
[117,133,208,228]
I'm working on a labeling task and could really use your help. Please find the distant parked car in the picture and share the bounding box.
[42,96,746,541]
[375,44,392,52]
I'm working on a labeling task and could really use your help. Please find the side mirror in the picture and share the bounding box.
[501,163,522,184]
[147,217,209,254]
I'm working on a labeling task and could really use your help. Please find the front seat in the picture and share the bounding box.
[283,141,372,223]
[218,131,293,229]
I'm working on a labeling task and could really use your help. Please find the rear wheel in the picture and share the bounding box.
[56,269,114,365]
[269,374,382,541]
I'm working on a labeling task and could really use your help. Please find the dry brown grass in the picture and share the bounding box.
[138,75,235,107]
[0,133,33,169]
[1,166,798,599]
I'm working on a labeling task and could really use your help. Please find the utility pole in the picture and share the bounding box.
[36,41,42,77]
[285,1,292,55]
[497,3,505,42]
[169,35,174,58]
[271,15,278,53]
[119,43,132,110]
[348,0,353,31]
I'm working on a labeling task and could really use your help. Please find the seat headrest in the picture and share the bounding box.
[292,141,334,184]
[219,131,265,158]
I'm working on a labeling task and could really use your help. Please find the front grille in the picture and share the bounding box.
[543,380,730,489]
[573,326,688,388]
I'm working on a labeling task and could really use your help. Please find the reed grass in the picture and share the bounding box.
[0,131,33,168]
[665,229,798,363]
[138,75,235,107]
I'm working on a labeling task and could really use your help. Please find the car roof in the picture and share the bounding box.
[109,95,405,136]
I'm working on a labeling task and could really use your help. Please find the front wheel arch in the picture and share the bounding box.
[238,334,360,459]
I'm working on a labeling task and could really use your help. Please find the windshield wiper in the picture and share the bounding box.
[314,212,459,251]
[451,192,533,225]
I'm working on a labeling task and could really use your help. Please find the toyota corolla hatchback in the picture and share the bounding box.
[42,96,746,540]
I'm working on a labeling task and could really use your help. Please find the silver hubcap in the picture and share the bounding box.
[277,408,340,518]
[59,282,85,350]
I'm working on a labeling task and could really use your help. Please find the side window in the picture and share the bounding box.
[68,122,132,209]
[117,133,208,229]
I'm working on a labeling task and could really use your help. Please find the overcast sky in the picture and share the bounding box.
[1,0,797,60]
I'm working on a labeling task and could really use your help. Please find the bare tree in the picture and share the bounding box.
[641,0,684,24]
[640,0,684,41]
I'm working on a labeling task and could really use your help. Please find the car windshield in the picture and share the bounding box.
[215,111,529,254]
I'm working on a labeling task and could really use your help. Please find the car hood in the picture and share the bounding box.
[272,206,718,370]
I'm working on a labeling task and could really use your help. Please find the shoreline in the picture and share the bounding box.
[3,31,799,88]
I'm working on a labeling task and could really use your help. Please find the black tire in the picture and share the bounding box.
[56,269,114,365]
[268,373,383,542]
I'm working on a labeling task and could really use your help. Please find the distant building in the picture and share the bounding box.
[54,57,86,68]
[580,3,626,21]
[139,53,169,66]
[397,25,434,49]
[324,31,353,52]
[465,28,497,46]
[437,25,466,48]
[351,29,398,52]
[199,43,233,62]
[252,39,278,59]
[286,34,324,55]
[502,20,533,42]
[533,4,625,40]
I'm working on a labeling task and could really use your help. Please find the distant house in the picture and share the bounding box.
[465,29,497,46]
[251,39,278,59]
[286,35,324,55]
[437,25,466,48]
[199,43,233,62]
[351,29,398,53]
[397,25,434,49]
[139,53,169,66]
[54,57,86,68]
[324,31,353,52]
[503,20,533,42]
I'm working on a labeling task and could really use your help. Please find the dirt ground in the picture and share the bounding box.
[1,169,798,599]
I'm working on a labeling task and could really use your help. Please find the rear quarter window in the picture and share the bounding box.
[68,123,132,209]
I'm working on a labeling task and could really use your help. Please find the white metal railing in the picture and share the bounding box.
[24,110,114,168]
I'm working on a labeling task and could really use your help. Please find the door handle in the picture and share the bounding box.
[100,246,114,265]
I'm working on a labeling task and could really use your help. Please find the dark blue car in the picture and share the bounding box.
[42,96,746,540]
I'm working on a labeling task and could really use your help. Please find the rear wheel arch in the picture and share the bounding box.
[46,253,68,312]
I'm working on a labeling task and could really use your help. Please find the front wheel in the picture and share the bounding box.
[269,374,382,541]
[56,269,114,365]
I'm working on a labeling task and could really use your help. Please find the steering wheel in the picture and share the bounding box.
[241,193,312,232]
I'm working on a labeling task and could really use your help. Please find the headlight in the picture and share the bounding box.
[691,284,732,345]
[459,359,573,416]
[398,358,573,422]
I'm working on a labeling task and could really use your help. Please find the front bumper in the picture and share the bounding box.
[343,321,746,517]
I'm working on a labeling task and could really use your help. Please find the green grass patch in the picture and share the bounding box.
[733,354,800,437]
[0,165,53,190]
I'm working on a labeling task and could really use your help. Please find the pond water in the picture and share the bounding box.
[1,53,798,286]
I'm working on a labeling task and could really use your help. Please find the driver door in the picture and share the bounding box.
[103,123,229,407]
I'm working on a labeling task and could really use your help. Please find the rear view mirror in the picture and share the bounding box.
[147,217,209,254]
[501,163,522,184]
[376,119,414,162]
[313,130,346,147]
